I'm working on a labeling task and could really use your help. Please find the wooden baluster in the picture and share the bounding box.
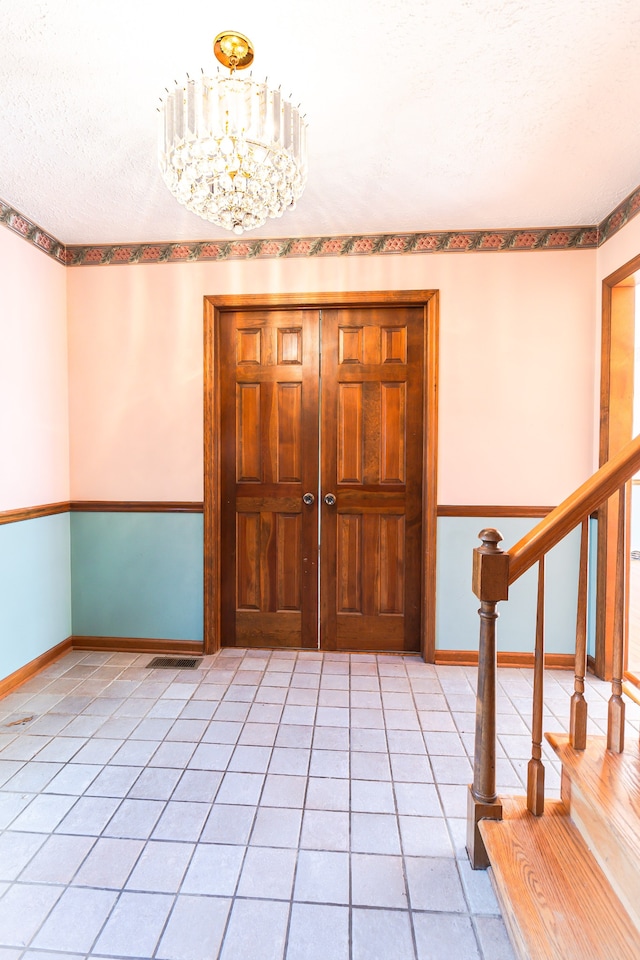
[527,557,546,815]
[467,528,509,870]
[570,518,589,749]
[607,485,626,753]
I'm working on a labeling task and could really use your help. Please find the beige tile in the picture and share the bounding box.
[286,903,349,960]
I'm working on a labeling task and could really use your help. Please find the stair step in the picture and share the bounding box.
[546,732,640,928]
[479,796,640,960]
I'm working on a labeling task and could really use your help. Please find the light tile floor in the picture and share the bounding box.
[0,648,637,960]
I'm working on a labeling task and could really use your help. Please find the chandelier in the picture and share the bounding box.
[158,31,308,235]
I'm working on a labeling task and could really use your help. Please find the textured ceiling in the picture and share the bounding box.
[2,0,640,245]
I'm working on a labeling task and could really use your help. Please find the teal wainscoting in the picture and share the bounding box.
[71,512,203,641]
[0,513,72,678]
[436,516,582,654]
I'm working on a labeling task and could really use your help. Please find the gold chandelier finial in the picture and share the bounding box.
[214,31,254,72]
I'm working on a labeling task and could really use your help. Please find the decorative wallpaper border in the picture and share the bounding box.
[62,226,600,266]
[599,185,640,244]
[0,203,66,264]
[3,182,640,267]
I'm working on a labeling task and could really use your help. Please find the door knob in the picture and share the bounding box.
[302,492,315,505]
[324,493,337,506]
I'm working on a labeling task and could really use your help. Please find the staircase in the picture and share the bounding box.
[479,733,640,959]
[466,436,640,957]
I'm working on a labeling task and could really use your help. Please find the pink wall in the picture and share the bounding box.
[0,229,69,511]
[2,213,637,514]
[67,248,596,506]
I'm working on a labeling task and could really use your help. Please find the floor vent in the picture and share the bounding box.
[146,657,201,670]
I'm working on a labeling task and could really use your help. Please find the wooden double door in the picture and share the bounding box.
[213,296,433,653]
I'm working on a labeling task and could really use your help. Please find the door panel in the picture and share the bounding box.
[321,307,424,652]
[219,303,424,652]
[220,309,319,647]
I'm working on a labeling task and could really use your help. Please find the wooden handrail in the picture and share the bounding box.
[468,432,640,869]
[507,433,640,585]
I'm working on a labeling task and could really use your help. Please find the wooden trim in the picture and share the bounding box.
[435,649,575,669]
[203,298,220,655]
[205,290,439,311]
[0,501,70,525]
[0,501,205,525]
[600,251,640,290]
[1,636,205,699]
[71,636,204,655]
[0,636,73,699]
[69,501,203,513]
[587,654,597,674]
[597,253,640,679]
[204,290,439,660]
[437,505,554,518]
[422,294,439,662]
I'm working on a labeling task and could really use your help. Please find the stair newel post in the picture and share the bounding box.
[467,528,509,870]
[527,557,546,815]
[570,517,589,750]
[607,485,626,754]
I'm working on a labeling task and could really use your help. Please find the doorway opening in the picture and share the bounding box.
[203,291,438,659]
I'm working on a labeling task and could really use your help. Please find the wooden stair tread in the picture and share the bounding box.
[546,732,640,931]
[479,797,640,960]
[546,732,640,854]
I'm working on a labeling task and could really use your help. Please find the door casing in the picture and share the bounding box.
[598,255,640,679]
[203,290,439,660]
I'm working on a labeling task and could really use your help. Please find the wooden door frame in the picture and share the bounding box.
[598,253,639,679]
[203,290,439,660]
